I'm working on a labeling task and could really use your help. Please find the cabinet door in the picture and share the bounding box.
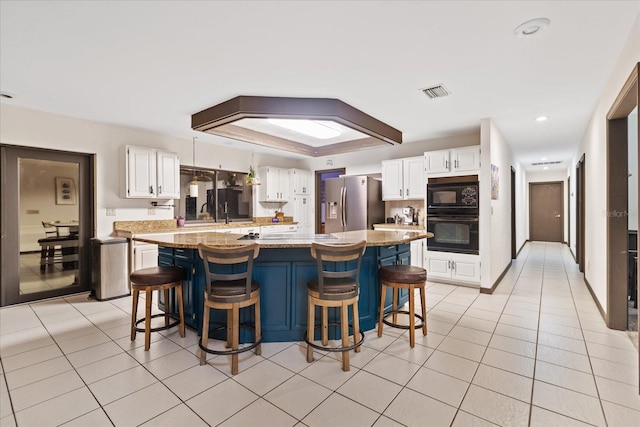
[452,147,480,172]
[410,240,423,268]
[451,255,480,283]
[259,166,288,201]
[278,168,290,201]
[126,146,156,198]
[424,150,451,175]
[290,169,312,195]
[381,159,403,201]
[291,195,312,233]
[134,243,158,270]
[403,157,425,200]
[156,151,180,199]
[425,254,451,279]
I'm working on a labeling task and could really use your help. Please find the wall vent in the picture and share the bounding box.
[421,84,451,99]
[531,160,563,166]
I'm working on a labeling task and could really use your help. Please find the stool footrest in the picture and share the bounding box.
[304,322,365,353]
[134,314,181,334]
[382,310,425,330]
[199,324,262,356]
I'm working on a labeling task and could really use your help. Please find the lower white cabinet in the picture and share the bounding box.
[424,251,480,284]
[133,242,158,271]
[410,240,424,268]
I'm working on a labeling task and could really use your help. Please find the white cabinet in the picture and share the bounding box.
[261,224,299,235]
[258,166,289,202]
[288,195,313,235]
[424,146,480,177]
[123,145,180,199]
[382,156,424,201]
[290,168,312,195]
[424,251,480,284]
[156,150,181,198]
[133,242,158,271]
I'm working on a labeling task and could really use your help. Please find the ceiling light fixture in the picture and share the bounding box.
[267,118,341,139]
[189,137,199,198]
[191,96,402,157]
[514,18,550,38]
[534,115,549,122]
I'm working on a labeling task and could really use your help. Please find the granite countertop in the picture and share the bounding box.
[114,218,296,238]
[133,229,432,249]
[373,223,424,231]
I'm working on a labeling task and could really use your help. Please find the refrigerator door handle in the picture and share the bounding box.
[341,186,347,227]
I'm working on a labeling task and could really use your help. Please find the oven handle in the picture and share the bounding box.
[428,217,479,223]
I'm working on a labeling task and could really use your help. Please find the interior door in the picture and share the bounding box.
[1,145,94,306]
[529,181,564,242]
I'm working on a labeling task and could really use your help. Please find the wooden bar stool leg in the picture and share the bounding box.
[378,282,386,337]
[254,295,262,356]
[352,301,361,353]
[144,287,152,351]
[307,297,315,363]
[131,289,140,341]
[321,306,328,346]
[341,302,350,371]
[231,304,240,375]
[420,286,427,336]
[164,289,170,327]
[408,285,416,348]
[392,286,398,323]
[200,301,210,365]
[176,283,185,338]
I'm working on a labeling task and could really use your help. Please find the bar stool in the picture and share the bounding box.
[198,243,261,375]
[377,265,427,348]
[305,240,367,371]
[130,266,186,351]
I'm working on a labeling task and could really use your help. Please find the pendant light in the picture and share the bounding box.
[189,137,199,198]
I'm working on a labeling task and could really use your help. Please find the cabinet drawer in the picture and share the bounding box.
[174,248,195,260]
[378,245,398,260]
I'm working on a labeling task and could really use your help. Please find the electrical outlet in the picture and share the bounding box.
[148,207,156,215]
[26,209,39,214]
[106,208,116,216]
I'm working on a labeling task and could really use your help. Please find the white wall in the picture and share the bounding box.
[574,14,639,312]
[1,105,300,237]
[526,169,570,243]
[479,119,522,289]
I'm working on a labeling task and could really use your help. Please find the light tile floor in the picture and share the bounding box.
[1,242,639,426]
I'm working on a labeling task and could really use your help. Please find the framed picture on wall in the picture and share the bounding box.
[55,177,77,205]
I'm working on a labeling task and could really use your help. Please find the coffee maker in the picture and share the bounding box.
[402,207,415,225]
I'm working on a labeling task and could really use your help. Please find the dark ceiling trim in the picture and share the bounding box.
[191,96,402,157]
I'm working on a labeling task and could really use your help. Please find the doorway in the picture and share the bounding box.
[511,167,516,258]
[529,182,564,242]
[606,63,638,333]
[1,145,95,306]
[576,155,586,272]
[314,168,345,234]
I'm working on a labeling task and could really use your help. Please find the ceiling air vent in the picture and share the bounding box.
[421,84,451,99]
[531,160,563,166]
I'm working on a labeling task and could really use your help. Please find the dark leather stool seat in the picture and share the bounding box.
[130,266,186,351]
[378,264,428,348]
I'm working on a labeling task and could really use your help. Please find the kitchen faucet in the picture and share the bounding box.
[200,203,208,213]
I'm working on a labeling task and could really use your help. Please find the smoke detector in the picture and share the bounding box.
[421,84,451,99]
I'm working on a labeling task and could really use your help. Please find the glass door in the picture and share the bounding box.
[1,145,94,306]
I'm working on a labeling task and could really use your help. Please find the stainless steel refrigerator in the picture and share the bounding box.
[324,176,384,233]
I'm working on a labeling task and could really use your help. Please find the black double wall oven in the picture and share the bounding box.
[426,181,479,255]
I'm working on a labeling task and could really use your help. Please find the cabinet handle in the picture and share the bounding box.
[454,160,458,168]
[406,189,409,197]
[445,160,449,169]
[149,185,154,195]
[399,189,402,197]
[158,186,162,194]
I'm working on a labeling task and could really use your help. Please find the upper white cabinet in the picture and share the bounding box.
[258,166,289,202]
[156,150,181,198]
[382,156,425,201]
[289,168,313,195]
[424,146,480,177]
[123,145,180,199]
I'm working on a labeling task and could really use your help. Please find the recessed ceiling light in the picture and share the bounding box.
[534,115,549,122]
[514,18,550,38]
[541,157,548,161]
[543,166,549,170]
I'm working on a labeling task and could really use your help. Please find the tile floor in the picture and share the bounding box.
[1,242,639,427]
[18,252,77,295]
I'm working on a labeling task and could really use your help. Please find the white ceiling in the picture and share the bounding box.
[1,1,638,171]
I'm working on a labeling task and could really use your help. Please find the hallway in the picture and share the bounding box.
[0,242,638,426]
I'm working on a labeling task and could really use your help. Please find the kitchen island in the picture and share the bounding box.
[134,229,431,342]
